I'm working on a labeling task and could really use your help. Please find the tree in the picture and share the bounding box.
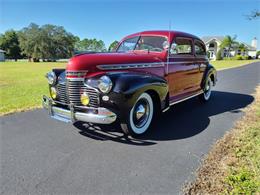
[220,35,238,58]
[18,23,42,61]
[108,41,119,51]
[0,30,22,61]
[19,23,76,62]
[246,9,260,20]
[40,24,77,60]
[237,43,248,55]
[75,38,107,52]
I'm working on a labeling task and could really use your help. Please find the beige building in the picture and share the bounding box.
[201,36,257,60]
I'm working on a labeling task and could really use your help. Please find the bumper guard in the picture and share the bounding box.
[42,95,117,124]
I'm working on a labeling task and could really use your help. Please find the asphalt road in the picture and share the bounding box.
[1,62,260,195]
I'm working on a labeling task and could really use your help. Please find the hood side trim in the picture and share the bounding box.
[97,62,164,70]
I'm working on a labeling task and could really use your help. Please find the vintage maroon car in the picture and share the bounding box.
[43,30,217,136]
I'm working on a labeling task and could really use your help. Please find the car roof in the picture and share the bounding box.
[123,30,201,41]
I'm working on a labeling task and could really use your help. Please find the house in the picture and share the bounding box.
[0,49,5,62]
[201,36,257,60]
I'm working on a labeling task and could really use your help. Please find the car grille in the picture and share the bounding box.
[57,83,69,104]
[56,80,100,108]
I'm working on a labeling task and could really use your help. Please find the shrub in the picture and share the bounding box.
[256,51,260,58]
[235,55,243,60]
[242,55,249,60]
[216,49,223,60]
[207,51,210,59]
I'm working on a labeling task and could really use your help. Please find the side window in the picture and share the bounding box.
[195,41,206,56]
[170,38,192,55]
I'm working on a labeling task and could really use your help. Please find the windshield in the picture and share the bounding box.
[117,36,168,53]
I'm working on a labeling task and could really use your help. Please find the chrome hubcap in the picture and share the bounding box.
[133,99,150,128]
[136,104,146,120]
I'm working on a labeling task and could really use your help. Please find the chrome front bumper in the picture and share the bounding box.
[42,95,117,124]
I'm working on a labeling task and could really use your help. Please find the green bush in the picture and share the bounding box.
[242,55,249,60]
[216,49,223,60]
[256,51,260,58]
[207,51,210,59]
[225,168,259,194]
[235,55,243,60]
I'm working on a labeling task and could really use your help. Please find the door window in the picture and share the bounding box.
[170,38,193,55]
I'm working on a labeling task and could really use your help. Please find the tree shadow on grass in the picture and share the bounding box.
[74,91,254,146]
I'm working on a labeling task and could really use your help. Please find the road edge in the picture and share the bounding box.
[183,85,260,194]
[217,60,259,72]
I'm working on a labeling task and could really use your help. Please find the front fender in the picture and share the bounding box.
[100,72,168,121]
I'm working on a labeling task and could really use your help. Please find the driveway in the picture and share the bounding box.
[1,62,259,194]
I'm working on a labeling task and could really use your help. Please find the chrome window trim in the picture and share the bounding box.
[167,60,208,65]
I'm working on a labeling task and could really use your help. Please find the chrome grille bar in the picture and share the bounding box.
[56,78,100,108]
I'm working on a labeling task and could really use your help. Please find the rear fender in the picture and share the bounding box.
[201,64,217,88]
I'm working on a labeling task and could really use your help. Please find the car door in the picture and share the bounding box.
[166,37,199,102]
[194,39,208,90]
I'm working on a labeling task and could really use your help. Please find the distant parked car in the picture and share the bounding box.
[43,30,217,136]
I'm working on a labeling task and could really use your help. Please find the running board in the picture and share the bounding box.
[162,91,203,113]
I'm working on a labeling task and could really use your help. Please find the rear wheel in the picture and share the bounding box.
[120,92,154,136]
[199,77,213,102]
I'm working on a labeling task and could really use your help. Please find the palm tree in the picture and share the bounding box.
[237,43,248,56]
[220,35,238,58]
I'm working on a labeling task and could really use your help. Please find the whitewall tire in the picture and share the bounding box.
[121,92,154,136]
[200,78,213,102]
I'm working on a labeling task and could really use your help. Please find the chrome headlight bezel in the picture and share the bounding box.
[46,71,57,85]
[98,75,113,94]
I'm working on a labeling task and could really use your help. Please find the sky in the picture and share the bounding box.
[0,0,260,49]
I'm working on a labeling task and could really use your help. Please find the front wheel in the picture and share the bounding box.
[120,92,154,137]
[199,78,213,102]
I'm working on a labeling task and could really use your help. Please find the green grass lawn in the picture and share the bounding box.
[0,61,66,115]
[0,59,259,115]
[210,59,259,70]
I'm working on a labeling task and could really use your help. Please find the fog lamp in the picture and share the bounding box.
[50,87,57,99]
[81,92,90,106]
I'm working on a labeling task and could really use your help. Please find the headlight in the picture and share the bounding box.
[98,75,112,93]
[50,87,57,99]
[46,71,57,85]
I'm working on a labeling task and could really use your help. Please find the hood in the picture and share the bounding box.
[66,52,164,72]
